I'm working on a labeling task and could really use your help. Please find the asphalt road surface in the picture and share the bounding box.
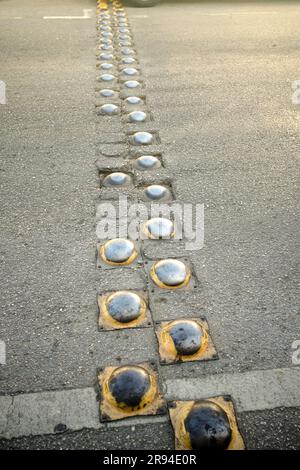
[0,0,299,449]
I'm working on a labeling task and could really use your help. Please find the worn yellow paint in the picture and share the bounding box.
[156,318,217,364]
[99,363,166,421]
[169,397,245,450]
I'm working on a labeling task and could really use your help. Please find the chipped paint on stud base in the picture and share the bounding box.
[168,397,245,450]
[99,363,166,422]
[98,290,152,330]
[155,318,217,365]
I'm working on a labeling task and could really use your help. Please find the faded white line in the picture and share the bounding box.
[0,367,299,439]
[43,9,93,20]
[200,11,280,16]
[165,367,300,412]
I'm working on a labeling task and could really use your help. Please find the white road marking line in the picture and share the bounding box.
[43,9,93,20]
[201,11,280,16]
[0,367,299,439]
[165,367,300,412]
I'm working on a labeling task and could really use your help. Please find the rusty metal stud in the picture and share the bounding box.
[150,259,191,289]
[155,318,217,364]
[169,397,245,450]
[99,363,166,421]
[99,238,138,266]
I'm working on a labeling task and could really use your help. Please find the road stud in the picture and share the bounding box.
[134,155,161,170]
[102,172,132,187]
[143,217,174,239]
[99,238,138,266]
[150,259,191,289]
[98,290,152,330]
[99,363,166,421]
[168,397,245,450]
[155,318,217,364]
[133,131,154,145]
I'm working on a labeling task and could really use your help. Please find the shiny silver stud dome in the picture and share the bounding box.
[102,172,131,187]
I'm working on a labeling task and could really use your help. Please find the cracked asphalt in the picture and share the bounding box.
[0,0,299,449]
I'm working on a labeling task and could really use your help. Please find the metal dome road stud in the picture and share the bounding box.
[100,44,113,51]
[99,363,166,421]
[119,41,132,47]
[143,217,174,239]
[99,63,114,70]
[128,111,147,123]
[124,80,141,89]
[125,96,143,105]
[121,48,135,56]
[100,31,113,38]
[169,321,202,355]
[98,52,114,61]
[155,318,217,364]
[100,73,115,82]
[122,68,139,77]
[133,132,154,145]
[102,172,132,187]
[100,38,113,46]
[99,89,116,98]
[118,35,132,42]
[134,155,161,170]
[143,184,171,201]
[99,25,112,32]
[121,57,136,64]
[168,397,245,450]
[105,292,144,322]
[100,104,119,116]
[150,259,191,289]
[109,367,151,408]
[98,291,151,330]
[99,238,138,266]
[185,402,231,449]
[100,20,110,26]
[118,28,130,34]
